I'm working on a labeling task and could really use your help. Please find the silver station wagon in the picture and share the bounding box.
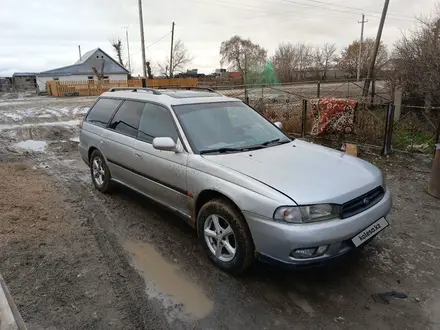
[79,87,392,274]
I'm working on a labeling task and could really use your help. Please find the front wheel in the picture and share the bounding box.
[90,150,112,193]
[197,199,255,274]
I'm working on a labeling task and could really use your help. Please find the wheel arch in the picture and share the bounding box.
[88,147,98,162]
[194,189,245,232]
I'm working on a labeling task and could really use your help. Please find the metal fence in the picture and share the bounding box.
[213,82,440,155]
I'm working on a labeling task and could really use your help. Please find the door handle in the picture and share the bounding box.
[134,152,143,159]
[100,140,106,145]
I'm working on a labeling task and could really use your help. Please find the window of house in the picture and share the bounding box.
[103,76,109,83]
[53,78,59,81]
[108,100,144,137]
[87,76,94,80]
[85,98,122,128]
[138,103,178,143]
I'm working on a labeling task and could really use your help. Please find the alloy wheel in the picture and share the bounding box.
[92,157,105,187]
[204,214,236,262]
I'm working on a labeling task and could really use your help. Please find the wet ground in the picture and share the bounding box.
[0,93,439,329]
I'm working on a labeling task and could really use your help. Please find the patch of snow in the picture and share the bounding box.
[44,109,63,117]
[69,136,80,143]
[37,114,53,118]
[3,113,23,121]
[0,119,80,131]
[72,107,89,115]
[13,140,48,152]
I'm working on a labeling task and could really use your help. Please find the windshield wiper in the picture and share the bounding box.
[260,138,291,146]
[200,147,248,155]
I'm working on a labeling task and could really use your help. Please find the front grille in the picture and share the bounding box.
[340,186,385,219]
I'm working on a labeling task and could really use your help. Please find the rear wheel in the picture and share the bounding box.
[90,150,112,193]
[197,199,255,274]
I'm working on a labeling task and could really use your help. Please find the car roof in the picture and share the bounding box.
[99,89,241,107]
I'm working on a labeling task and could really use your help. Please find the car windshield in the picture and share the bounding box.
[173,101,291,154]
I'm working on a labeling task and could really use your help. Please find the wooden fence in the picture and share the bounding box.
[46,78,198,97]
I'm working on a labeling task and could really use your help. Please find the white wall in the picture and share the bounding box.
[37,74,128,93]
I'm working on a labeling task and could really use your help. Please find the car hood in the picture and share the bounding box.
[202,140,382,205]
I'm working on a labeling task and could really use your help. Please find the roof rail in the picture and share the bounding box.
[159,86,223,96]
[107,87,162,95]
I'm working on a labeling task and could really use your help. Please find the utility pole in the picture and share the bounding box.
[244,53,249,104]
[123,26,132,73]
[357,14,368,81]
[78,45,82,60]
[169,22,175,79]
[363,0,390,98]
[138,0,147,78]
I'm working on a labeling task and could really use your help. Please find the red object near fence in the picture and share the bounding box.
[310,98,358,136]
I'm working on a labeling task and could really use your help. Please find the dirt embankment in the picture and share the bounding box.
[0,163,144,329]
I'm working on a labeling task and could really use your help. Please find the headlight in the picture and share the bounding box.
[274,204,340,223]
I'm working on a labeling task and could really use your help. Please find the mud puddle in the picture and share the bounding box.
[124,240,213,322]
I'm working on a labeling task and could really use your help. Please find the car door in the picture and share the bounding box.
[100,100,144,188]
[132,102,190,217]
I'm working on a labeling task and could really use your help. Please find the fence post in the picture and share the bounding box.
[371,79,376,105]
[382,103,395,156]
[141,78,147,88]
[301,99,308,138]
[317,81,321,99]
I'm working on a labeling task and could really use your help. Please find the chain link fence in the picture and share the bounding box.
[212,81,440,155]
[392,106,440,153]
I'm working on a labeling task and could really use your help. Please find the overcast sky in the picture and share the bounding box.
[0,0,437,76]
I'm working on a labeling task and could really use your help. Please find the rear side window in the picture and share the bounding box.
[138,103,178,143]
[86,98,122,128]
[108,100,144,137]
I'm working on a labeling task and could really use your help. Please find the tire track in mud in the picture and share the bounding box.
[32,152,171,330]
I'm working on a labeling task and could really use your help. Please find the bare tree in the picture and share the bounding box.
[272,43,296,83]
[158,39,193,78]
[220,35,267,77]
[315,43,337,80]
[296,43,314,78]
[337,38,388,78]
[146,61,154,79]
[110,38,125,67]
[91,58,106,81]
[393,15,440,105]
[272,42,314,82]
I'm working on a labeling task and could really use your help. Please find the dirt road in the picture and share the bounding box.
[0,94,439,329]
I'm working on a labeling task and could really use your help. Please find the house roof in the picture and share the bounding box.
[38,48,129,76]
[13,72,38,77]
[74,48,99,65]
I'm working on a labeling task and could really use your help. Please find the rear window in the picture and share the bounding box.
[108,100,145,137]
[86,98,122,128]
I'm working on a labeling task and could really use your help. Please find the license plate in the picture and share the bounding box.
[352,218,389,247]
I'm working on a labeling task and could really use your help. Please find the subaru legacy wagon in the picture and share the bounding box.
[79,88,392,274]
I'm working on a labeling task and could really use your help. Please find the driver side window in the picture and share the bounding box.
[138,103,178,143]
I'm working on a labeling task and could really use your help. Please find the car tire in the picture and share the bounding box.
[197,199,255,274]
[90,149,112,193]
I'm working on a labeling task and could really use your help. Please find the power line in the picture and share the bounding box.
[292,0,413,19]
[188,0,414,24]
[146,31,172,48]
[131,31,172,58]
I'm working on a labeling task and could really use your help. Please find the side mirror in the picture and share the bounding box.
[152,137,178,152]
[274,121,284,130]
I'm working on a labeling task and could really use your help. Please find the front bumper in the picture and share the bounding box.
[244,188,392,266]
